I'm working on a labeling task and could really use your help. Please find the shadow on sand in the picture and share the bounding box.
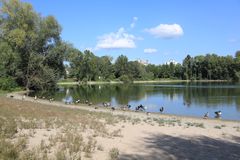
[120,134,240,160]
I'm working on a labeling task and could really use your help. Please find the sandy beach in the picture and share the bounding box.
[1,92,240,160]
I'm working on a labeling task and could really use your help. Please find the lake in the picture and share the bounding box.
[35,82,240,121]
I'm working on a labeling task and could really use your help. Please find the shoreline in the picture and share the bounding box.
[2,92,240,160]
[57,79,229,85]
[6,91,239,123]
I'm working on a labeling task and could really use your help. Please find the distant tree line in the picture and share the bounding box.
[67,51,240,83]
[0,0,240,91]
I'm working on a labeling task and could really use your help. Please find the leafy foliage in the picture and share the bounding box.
[1,0,240,90]
[67,52,240,82]
[0,0,66,90]
[0,77,18,91]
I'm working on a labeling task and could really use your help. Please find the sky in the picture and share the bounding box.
[23,0,240,64]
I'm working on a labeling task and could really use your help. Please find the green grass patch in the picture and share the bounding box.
[185,122,205,128]
[109,148,119,160]
[214,125,222,129]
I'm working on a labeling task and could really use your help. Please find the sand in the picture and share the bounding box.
[3,92,240,160]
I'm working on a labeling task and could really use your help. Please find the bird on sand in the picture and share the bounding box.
[203,112,209,119]
[215,111,222,118]
[159,107,164,113]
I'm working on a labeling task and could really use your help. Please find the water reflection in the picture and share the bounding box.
[34,82,240,120]
[62,88,73,104]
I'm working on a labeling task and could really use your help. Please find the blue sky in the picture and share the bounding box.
[23,0,240,64]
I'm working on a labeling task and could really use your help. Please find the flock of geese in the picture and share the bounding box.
[17,94,223,119]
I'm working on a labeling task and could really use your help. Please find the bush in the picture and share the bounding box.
[0,77,18,91]
[233,71,240,82]
[82,78,88,84]
[119,75,133,83]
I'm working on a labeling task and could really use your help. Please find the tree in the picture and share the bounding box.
[0,0,65,90]
[182,55,193,80]
[235,51,240,60]
[98,56,114,80]
[0,40,18,77]
[82,50,99,81]
[146,64,159,79]
[114,55,129,78]
[66,45,84,80]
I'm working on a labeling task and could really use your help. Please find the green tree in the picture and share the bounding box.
[0,0,65,90]
[114,55,129,78]
[98,56,114,80]
[182,55,193,80]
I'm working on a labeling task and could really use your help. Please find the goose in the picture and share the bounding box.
[75,99,80,103]
[203,112,209,119]
[34,96,37,100]
[49,98,54,103]
[107,102,111,107]
[102,102,107,107]
[215,111,222,118]
[136,104,145,111]
[127,104,131,109]
[159,107,164,113]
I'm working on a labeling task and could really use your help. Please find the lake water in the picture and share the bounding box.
[36,82,240,121]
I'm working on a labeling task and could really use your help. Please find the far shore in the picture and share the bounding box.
[57,79,229,85]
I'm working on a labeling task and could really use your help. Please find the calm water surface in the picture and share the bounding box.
[36,82,240,121]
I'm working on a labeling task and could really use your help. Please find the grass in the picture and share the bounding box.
[2,95,236,159]
[0,90,8,96]
[0,97,123,159]
[151,118,181,127]
[131,118,141,125]
[214,125,222,129]
[233,126,240,132]
[110,129,122,137]
[109,148,119,160]
[185,122,205,128]
[0,87,24,96]
[97,144,104,151]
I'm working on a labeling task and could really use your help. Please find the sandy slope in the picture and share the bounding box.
[4,92,240,160]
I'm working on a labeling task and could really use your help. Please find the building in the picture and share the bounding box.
[137,59,149,66]
[166,59,179,65]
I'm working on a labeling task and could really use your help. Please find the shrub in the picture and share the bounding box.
[119,75,132,83]
[0,77,18,91]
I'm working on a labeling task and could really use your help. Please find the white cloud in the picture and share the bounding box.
[144,48,157,53]
[145,24,183,39]
[96,28,136,49]
[130,16,138,28]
